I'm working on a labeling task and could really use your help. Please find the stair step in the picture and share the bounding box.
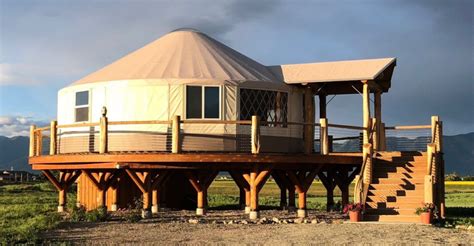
[369,183,422,190]
[372,172,425,179]
[366,201,422,208]
[365,208,417,216]
[363,214,421,223]
[372,178,424,184]
[367,195,424,203]
[367,190,423,198]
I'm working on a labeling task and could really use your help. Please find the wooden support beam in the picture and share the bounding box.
[334,167,360,206]
[229,171,250,209]
[319,170,337,211]
[362,80,371,145]
[42,170,62,191]
[319,94,327,119]
[271,171,288,209]
[83,170,120,209]
[374,92,382,151]
[304,87,315,154]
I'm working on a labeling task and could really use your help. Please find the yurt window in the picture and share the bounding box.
[240,89,288,127]
[74,91,89,122]
[186,85,221,119]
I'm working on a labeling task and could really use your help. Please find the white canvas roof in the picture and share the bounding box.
[268,58,396,84]
[72,29,283,89]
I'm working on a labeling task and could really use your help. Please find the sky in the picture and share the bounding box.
[0,0,472,137]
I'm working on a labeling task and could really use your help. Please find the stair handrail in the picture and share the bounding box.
[354,143,373,204]
[424,116,442,205]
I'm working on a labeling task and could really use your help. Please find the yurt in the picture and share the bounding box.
[57,28,304,154]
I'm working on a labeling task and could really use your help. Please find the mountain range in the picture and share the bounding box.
[1,133,473,175]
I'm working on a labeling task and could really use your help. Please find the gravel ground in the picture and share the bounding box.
[42,210,474,245]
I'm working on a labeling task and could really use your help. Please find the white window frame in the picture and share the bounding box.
[184,85,222,120]
[74,90,91,123]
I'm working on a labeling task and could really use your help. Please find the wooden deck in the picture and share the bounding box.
[29,152,363,170]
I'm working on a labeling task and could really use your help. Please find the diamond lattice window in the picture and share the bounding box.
[240,89,288,127]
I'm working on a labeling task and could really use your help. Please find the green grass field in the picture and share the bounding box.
[1,180,473,244]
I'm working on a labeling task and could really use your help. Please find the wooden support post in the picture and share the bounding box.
[304,87,315,154]
[248,168,271,219]
[83,170,120,211]
[272,172,288,209]
[99,109,108,154]
[172,115,181,153]
[29,125,36,157]
[185,170,218,216]
[76,178,81,208]
[288,186,296,210]
[319,94,327,119]
[58,189,66,212]
[50,121,57,155]
[362,80,371,145]
[287,168,320,218]
[249,169,258,215]
[42,170,81,212]
[379,122,386,151]
[320,118,329,155]
[334,167,360,206]
[251,115,260,154]
[229,171,250,211]
[319,170,336,212]
[110,180,119,212]
[374,91,382,151]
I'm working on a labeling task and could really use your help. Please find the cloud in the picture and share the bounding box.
[0,116,48,137]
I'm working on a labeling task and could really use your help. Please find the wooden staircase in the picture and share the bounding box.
[364,152,426,223]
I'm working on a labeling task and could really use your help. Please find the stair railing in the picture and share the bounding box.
[354,143,373,204]
[425,116,445,218]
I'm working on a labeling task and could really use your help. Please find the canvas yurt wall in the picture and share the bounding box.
[56,29,305,154]
[57,81,304,153]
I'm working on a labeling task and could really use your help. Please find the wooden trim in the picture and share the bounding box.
[108,120,171,125]
[57,122,99,128]
[327,123,364,131]
[172,115,181,154]
[385,125,431,130]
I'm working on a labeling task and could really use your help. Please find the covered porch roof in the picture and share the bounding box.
[268,58,396,95]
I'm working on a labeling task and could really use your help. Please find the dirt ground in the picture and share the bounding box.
[42,210,474,245]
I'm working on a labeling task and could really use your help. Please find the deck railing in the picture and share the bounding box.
[28,111,442,158]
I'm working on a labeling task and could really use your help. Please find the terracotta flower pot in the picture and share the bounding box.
[420,212,431,224]
[349,210,361,222]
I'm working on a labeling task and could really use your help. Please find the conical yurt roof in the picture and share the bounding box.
[72,28,284,89]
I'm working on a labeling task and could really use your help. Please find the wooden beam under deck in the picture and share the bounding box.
[30,152,362,170]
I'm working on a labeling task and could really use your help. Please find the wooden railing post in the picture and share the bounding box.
[251,115,260,154]
[35,130,42,156]
[362,143,373,184]
[424,175,434,204]
[320,118,329,155]
[50,120,57,155]
[172,115,181,153]
[99,107,108,154]
[29,125,36,157]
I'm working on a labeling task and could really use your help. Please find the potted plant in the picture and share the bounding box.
[415,202,437,224]
[343,202,364,222]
